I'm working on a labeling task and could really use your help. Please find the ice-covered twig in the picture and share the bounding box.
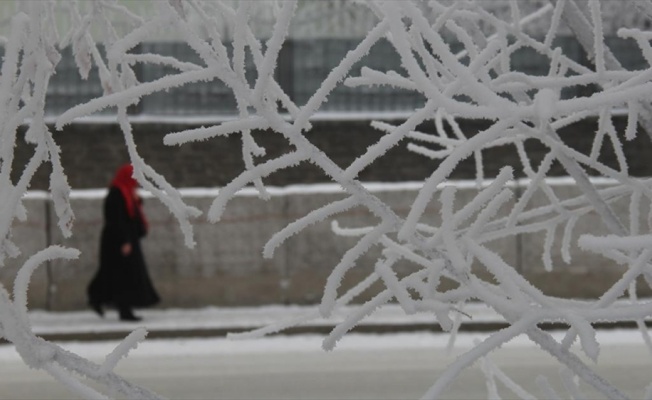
[0,252,160,399]
[479,352,537,400]
[45,362,109,400]
[13,247,79,318]
[163,117,270,146]
[56,68,220,129]
[264,196,360,258]
[320,221,395,317]
[421,315,543,400]
[554,0,652,141]
[118,108,201,248]
[528,328,627,400]
[208,151,308,223]
[9,1,652,399]
[99,328,148,375]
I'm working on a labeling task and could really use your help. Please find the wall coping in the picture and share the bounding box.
[22,177,623,200]
[34,108,628,126]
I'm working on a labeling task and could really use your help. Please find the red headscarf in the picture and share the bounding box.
[111,164,148,230]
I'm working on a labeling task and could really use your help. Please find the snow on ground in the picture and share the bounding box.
[13,302,650,362]
[25,303,504,335]
[0,327,647,362]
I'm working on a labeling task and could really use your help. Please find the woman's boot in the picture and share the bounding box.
[118,306,142,322]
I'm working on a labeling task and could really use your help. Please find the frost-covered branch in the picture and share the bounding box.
[0,3,162,398]
[6,0,652,399]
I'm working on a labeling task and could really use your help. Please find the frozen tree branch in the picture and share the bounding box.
[5,0,652,399]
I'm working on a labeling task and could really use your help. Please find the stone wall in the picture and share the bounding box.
[1,181,644,311]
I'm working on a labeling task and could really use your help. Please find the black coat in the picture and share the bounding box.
[88,187,160,308]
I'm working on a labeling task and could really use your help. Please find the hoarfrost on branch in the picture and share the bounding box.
[3,0,652,399]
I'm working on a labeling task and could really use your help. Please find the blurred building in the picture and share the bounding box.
[0,0,649,117]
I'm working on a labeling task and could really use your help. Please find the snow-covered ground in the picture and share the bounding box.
[26,302,504,336]
[2,326,649,360]
[1,327,649,361]
[1,329,651,400]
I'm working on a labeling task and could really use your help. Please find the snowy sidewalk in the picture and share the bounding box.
[23,303,647,342]
[24,303,509,342]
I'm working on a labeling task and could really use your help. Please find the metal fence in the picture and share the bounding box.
[1,36,647,117]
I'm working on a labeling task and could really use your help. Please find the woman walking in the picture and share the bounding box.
[88,164,160,321]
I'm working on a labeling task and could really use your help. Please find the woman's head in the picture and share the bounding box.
[110,164,146,222]
[112,164,138,190]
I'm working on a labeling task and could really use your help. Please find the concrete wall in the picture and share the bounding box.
[0,181,643,311]
[5,117,648,311]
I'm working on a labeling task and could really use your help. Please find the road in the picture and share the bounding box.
[0,331,651,399]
